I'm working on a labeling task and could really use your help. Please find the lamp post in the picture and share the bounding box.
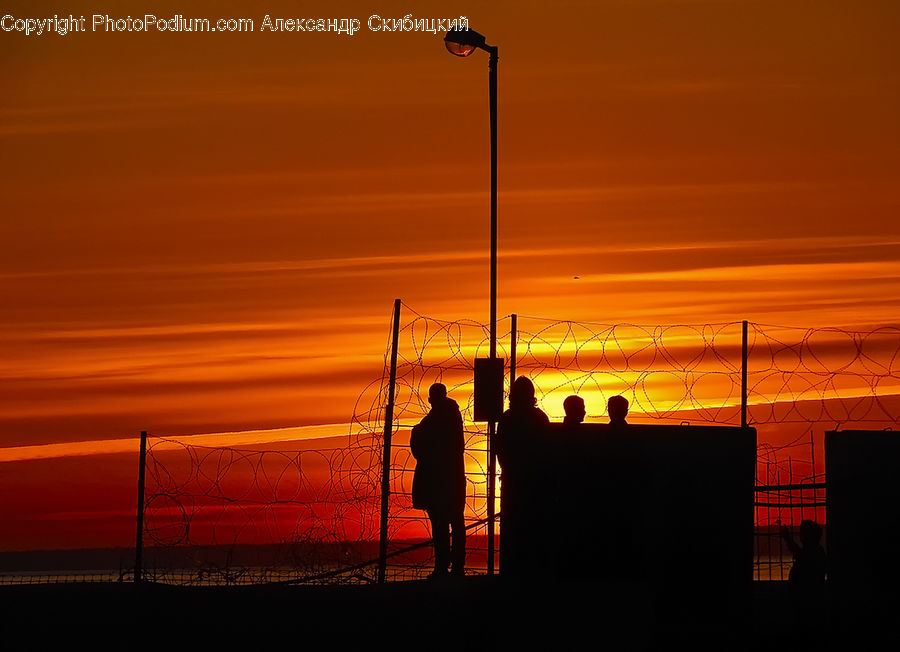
[444,26,500,575]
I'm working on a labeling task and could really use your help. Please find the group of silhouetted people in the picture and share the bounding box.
[561,391,630,428]
[410,376,633,579]
[495,377,636,577]
[411,376,827,595]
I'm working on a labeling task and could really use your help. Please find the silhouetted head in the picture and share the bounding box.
[799,520,822,547]
[428,382,448,406]
[509,376,537,411]
[607,395,629,424]
[563,395,585,424]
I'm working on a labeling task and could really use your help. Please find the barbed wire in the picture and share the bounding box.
[143,304,900,584]
[143,439,383,583]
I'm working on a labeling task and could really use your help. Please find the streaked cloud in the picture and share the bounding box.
[0,424,351,463]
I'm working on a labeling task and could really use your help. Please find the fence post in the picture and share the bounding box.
[741,320,749,429]
[378,299,402,584]
[135,430,148,584]
[488,314,516,575]
[509,314,517,387]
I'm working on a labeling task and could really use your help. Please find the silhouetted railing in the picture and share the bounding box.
[754,475,827,581]
[0,572,131,585]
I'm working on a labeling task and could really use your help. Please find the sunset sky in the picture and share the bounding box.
[1,0,899,551]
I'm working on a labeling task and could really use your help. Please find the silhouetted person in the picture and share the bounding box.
[781,520,827,590]
[607,395,629,426]
[497,376,550,577]
[780,520,827,632]
[562,395,586,427]
[498,376,551,460]
[410,383,466,578]
[600,395,635,577]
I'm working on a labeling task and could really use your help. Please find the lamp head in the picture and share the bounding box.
[444,27,487,57]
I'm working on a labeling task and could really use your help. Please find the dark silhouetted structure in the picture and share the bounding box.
[502,418,756,623]
[410,383,466,578]
[496,376,550,576]
[562,395,586,427]
[607,394,629,425]
[826,430,900,597]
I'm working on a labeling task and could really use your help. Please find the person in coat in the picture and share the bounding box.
[411,382,466,578]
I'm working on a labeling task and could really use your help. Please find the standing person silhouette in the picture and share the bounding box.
[410,383,466,578]
[496,376,550,577]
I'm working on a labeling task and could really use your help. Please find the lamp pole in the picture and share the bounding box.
[444,27,500,575]
[486,44,499,576]
[489,44,498,364]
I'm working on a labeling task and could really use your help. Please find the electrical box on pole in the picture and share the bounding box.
[474,357,504,422]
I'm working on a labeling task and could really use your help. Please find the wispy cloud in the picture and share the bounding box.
[0,424,351,463]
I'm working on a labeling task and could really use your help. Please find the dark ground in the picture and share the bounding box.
[1,578,895,650]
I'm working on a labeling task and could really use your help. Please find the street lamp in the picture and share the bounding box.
[444,25,488,57]
[444,26,501,575]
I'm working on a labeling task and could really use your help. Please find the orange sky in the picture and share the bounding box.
[1,0,899,551]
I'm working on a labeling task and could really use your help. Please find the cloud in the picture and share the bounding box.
[0,424,352,463]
